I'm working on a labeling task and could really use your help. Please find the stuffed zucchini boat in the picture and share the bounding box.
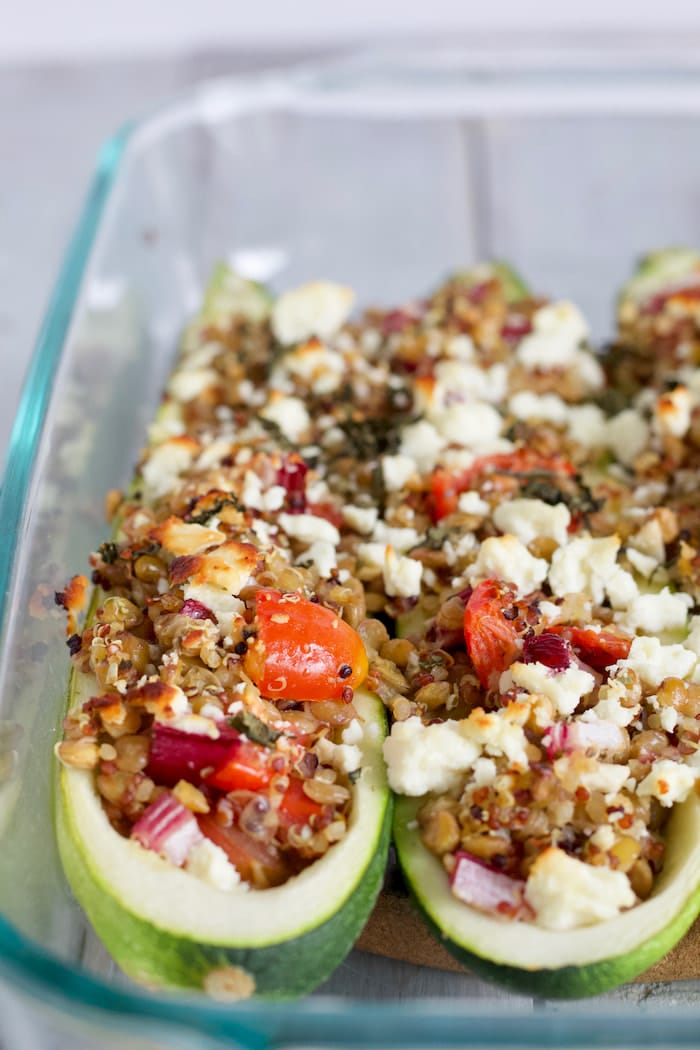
[54,269,396,999]
[383,253,700,996]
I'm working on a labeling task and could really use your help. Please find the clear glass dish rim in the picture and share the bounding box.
[5,48,700,1046]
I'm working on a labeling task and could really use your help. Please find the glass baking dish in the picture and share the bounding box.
[6,45,700,1049]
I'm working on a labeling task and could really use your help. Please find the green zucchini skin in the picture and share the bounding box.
[620,246,700,307]
[444,261,530,303]
[57,779,392,999]
[394,794,700,999]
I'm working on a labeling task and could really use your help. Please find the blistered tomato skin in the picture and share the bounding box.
[243,589,368,701]
[463,578,522,690]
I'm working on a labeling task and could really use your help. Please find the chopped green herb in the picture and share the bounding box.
[228,711,281,747]
[258,416,296,452]
[187,494,243,525]
[97,542,120,564]
[337,411,419,460]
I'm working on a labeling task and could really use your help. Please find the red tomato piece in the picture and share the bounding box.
[198,814,289,887]
[463,578,522,690]
[277,777,326,829]
[306,501,345,529]
[243,589,368,701]
[431,466,464,521]
[549,625,632,672]
[431,450,576,522]
[205,738,274,792]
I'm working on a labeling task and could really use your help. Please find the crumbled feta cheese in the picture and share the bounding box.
[467,535,548,597]
[195,438,235,471]
[199,702,225,723]
[383,547,423,598]
[605,567,640,610]
[356,542,386,571]
[566,404,606,447]
[637,759,696,807]
[168,367,218,403]
[628,518,666,564]
[383,717,479,795]
[441,448,477,473]
[589,824,615,851]
[538,600,564,624]
[250,518,277,547]
[525,848,635,930]
[620,635,696,688]
[316,736,362,776]
[445,333,475,360]
[457,491,490,516]
[297,540,337,578]
[619,587,692,635]
[554,755,630,795]
[433,361,508,407]
[382,454,416,492]
[510,661,595,717]
[516,301,588,368]
[150,519,224,556]
[186,839,243,891]
[589,677,639,727]
[278,513,340,546]
[399,420,446,474]
[492,498,571,548]
[182,583,245,637]
[472,757,498,786]
[626,548,659,579]
[654,385,692,439]
[141,437,198,500]
[549,534,633,607]
[259,394,310,442]
[237,378,265,407]
[275,338,345,394]
[372,522,421,553]
[341,719,364,746]
[271,281,354,344]
[660,706,679,733]
[435,401,504,450]
[342,504,379,535]
[305,478,330,503]
[508,391,570,425]
[241,471,286,512]
[462,705,530,771]
[604,409,650,467]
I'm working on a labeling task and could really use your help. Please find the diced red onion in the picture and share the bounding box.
[180,598,217,622]
[276,456,308,514]
[131,792,203,866]
[147,723,240,787]
[450,851,525,916]
[523,631,572,672]
[381,304,423,335]
[545,718,626,760]
[501,317,532,340]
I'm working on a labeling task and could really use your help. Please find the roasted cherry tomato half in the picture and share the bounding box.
[243,589,368,701]
[550,624,632,672]
[431,449,576,522]
[463,578,523,690]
